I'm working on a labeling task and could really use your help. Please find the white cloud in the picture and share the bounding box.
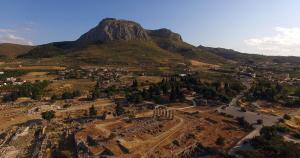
[0,28,33,45]
[244,27,300,56]
[0,33,33,45]
[0,28,15,33]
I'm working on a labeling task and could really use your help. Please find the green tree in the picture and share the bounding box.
[3,92,19,102]
[131,79,138,89]
[91,88,102,100]
[51,94,58,101]
[72,90,81,97]
[127,112,136,122]
[115,104,125,116]
[260,126,279,140]
[294,89,300,97]
[62,92,74,99]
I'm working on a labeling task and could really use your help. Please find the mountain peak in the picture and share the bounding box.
[77,18,150,44]
[148,28,182,42]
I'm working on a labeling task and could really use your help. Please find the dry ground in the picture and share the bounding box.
[136,76,162,83]
[148,109,247,157]
[285,116,300,129]
[249,100,300,117]
[46,79,96,96]
[0,104,40,131]
[190,59,220,71]
[3,65,66,71]
[20,72,58,82]
[73,104,247,158]
[0,98,113,131]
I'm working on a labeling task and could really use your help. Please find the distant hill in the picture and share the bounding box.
[19,18,228,66]
[198,45,300,66]
[149,29,226,64]
[0,43,34,58]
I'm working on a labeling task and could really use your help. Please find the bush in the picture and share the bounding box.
[61,92,74,99]
[42,110,55,121]
[292,133,300,139]
[115,104,125,116]
[216,136,225,146]
[51,94,58,101]
[3,92,19,102]
[294,89,300,97]
[63,104,71,108]
[260,126,280,140]
[91,88,102,100]
[72,90,81,97]
[274,125,290,133]
[256,119,263,125]
[126,112,136,123]
[89,106,97,116]
[283,114,291,120]
[286,99,300,107]
[128,113,135,120]
[61,90,81,100]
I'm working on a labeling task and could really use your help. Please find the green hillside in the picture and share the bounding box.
[65,41,185,66]
[150,32,227,64]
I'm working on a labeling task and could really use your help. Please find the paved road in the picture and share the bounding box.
[217,92,280,155]
[218,105,280,126]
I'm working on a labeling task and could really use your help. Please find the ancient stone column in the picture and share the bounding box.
[171,110,174,120]
[166,110,169,119]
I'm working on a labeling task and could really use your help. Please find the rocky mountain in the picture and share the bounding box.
[77,18,150,45]
[147,28,182,42]
[0,43,34,58]
[20,18,227,66]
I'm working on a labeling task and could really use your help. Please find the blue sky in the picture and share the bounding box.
[1,0,300,56]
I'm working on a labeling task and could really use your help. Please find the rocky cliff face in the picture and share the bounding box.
[77,18,150,44]
[147,28,182,42]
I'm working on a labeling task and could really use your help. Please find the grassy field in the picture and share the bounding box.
[69,41,184,66]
